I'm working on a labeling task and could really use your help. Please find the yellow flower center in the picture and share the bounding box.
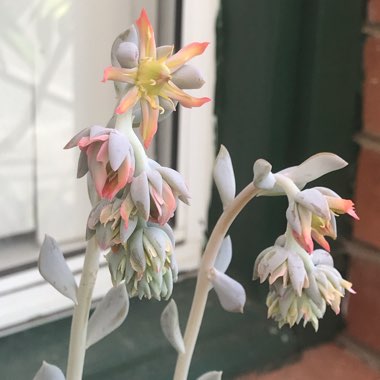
[136,58,171,97]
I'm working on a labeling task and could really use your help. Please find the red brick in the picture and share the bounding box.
[237,343,380,380]
[368,0,380,23]
[353,148,380,248]
[346,256,380,352]
[363,37,380,137]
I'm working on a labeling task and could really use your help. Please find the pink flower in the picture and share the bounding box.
[287,187,359,253]
[65,126,135,200]
[119,159,190,226]
[103,9,210,148]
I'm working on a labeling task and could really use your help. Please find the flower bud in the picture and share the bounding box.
[106,223,177,300]
[116,42,139,68]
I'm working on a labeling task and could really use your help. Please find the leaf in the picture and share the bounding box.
[77,150,89,178]
[287,251,307,297]
[295,189,330,219]
[196,371,223,380]
[158,166,191,202]
[160,299,185,354]
[252,159,275,190]
[280,153,348,189]
[105,251,126,286]
[120,216,138,244]
[129,229,146,272]
[213,145,236,208]
[214,236,232,274]
[86,284,129,348]
[33,361,65,380]
[38,235,78,304]
[111,25,138,67]
[131,172,150,220]
[108,131,129,171]
[311,249,334,267]
[209,269,246,313]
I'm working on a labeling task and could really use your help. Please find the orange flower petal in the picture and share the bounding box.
[327,197,359,220]
[140,97,159,149]
[166,42,209,73]
[311,230,331,252]
[293,231,314,254]
[102,66,136,84]
[162,82,211,108]
[136,9,156,59]
[115,86,140,114]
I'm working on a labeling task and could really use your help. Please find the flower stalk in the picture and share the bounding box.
[114,110,148,175]
[173,183,259,380]
[66,237,101,380]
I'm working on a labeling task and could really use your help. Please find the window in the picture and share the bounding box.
[0,0,218,336]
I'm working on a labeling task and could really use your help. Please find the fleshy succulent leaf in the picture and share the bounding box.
[209,269,246,313]
[279,153,348,189]
[213,145,236,208]
[196,371,223,380]
[214,236,232,274]
[38,235,78,304]
[86,284,129,348]
[160,299,185,354]
[33,362,65,380]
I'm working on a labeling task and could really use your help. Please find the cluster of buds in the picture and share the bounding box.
[253,154,357,330]
[65,10,208,300]
[106,223,178,300]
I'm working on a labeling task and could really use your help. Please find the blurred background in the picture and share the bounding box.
[0,0,379,379]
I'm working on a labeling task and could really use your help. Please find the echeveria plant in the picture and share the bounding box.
[33,9,358,380]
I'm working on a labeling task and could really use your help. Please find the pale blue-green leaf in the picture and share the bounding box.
[160,299,185,354]
[86,284,129,348]
[287,251,307,296]
[38,235,78,304]
[252,159,275,190]
[87,175,101,206]
[213,145,236,208]
[196,371,223,380]
[147,167,163,196]
[214,236,232,274]
[77,150,88,178]
[64,127,89,149]
[311,249,334,267]
[131,172,150,220]
[129,229,146,272]
[95,223,113,250]
[108,131,129,171]
[158,166,190,202]
[120,216,138,244]
[210,269,246,313]
[295,189,330,219]
[279,153,348,189]
[33,361,65,380]
[89,125,108,138]
[111,25,138,67]
[105,251,126,286]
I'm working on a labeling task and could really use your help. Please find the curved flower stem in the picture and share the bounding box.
[115,110,148,175]
[173,183,259,380]
[66,237,101,380]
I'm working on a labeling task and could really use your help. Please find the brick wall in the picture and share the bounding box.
[346,0,380,354]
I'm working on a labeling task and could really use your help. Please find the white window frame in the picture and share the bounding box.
[0,0,219,337]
